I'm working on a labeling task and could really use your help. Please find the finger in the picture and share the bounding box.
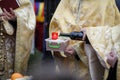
[3,9,16,21]
[107,54,118,67]
[64,52,71,57]
[2,15,10,21]
[67,50,73,54]
[80,29,86,41]
[107,58,113,66]
[10,8,16,16]
[107,54,112,61]
[3,8,12,17]
[107,58,111,65]
[82,33,86,40]
[66,49,74,54]
[109,52,114,57]
[81,28,86,32]
[65,47,72,52]
[65,49,73,56]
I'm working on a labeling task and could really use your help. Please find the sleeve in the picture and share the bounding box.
[14,0,36,74]
[49,0,88,66]
[72,41,88,66]
[85,1,120,78]
[112,25,120,80]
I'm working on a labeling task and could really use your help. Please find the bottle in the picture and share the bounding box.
[59,31,83,40]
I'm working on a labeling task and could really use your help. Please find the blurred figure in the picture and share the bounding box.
[49,0,120,80]
[0,0,35,79]
[106,1,120,80]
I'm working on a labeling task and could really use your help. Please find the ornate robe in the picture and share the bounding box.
[0,0,35,79]
[49,0,120,79]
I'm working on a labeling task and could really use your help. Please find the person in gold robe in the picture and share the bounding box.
[49,0,120,80]
[0,0,35,79]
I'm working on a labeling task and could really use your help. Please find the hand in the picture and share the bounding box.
[64,46,76,56]
[107,49,118,68]
[80,28,86,41]
[0,8,16,21]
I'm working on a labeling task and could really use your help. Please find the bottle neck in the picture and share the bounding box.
[59,33,71,37]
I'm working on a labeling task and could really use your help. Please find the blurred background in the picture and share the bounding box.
[27,0,61,79]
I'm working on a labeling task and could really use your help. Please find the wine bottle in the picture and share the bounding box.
[59,31,83,40]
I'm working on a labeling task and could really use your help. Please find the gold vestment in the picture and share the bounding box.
[49,0,120,79]
[0,0,35,79]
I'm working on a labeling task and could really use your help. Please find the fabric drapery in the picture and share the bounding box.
[0,0,35,79]
[49,0,120,79]
[14,0,36,74]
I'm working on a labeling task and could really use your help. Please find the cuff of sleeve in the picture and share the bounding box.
[73,41,88,66]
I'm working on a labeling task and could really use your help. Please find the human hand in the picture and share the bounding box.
[0,8,16,21]
[80,28,86,41]
[64,46,76,56]
[107,49,118,68]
